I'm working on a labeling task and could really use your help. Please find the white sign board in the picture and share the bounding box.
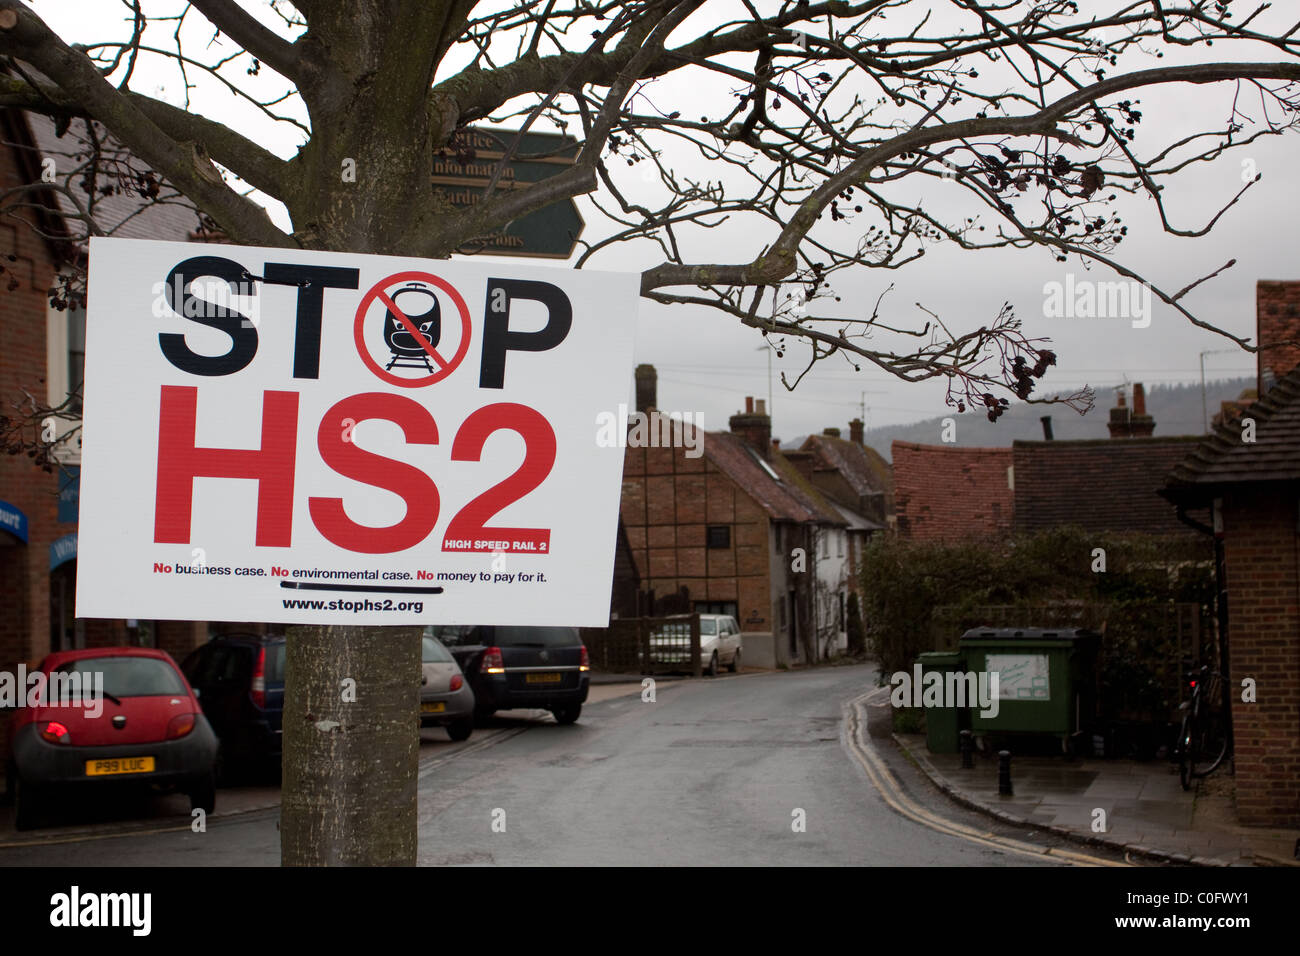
[76,237,637,627]
[985,653,1051,700]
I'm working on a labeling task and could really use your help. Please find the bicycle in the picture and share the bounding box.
[1176,664,1230,791]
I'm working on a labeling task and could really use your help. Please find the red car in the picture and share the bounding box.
[5,647,218,830]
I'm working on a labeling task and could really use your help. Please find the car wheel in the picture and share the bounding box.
[551,703,581,725]
[13,776,44,831]
[707,652,718,677]
[189,772,217,815]
[447,718,474,742]
[729,649,741,673]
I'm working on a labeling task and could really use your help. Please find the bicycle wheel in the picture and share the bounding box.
[1191,709,1229,779]
[1178,713,1194,791]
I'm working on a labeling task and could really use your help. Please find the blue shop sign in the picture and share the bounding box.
[0,500,28,543]
[58,466,80,523]
[49,533,77,570]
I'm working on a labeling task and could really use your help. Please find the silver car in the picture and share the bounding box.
[420,635,476,740]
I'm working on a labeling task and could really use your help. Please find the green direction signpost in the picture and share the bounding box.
[433,127,584,259]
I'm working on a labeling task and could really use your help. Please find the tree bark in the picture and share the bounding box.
[281,625,422,866]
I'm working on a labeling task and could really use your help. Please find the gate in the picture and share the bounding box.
[580,614,702,677]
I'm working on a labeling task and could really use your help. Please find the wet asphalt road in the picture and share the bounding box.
[0,663,1085,866]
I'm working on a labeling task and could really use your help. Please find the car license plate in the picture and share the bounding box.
[420,702,446,713]
[526,672,563,684]
[85,756,155,776]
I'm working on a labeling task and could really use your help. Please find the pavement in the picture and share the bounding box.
[893,729,1300,867]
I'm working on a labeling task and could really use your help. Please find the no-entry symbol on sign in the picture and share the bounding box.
[353,271,472,387]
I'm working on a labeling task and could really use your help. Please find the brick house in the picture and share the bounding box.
[0,107,68,711]
[620,366,853,666]
[1161,280,1300,827]
[893,387,1208,541]
[786,422,891,610]
[794,421,893,526]
[0,108,212,755]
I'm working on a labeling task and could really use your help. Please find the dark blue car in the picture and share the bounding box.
[427,626,589,725]
[181,633,284,781]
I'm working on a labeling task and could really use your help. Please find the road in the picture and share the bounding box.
[0,664,1127,866]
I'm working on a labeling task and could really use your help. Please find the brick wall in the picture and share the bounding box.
[1222,489,1300,827]
[892,441,1013,541]
[621,442,773,632]
[1256,280,1300,392]
[0,117,62,755]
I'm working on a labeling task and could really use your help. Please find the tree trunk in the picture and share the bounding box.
[281,625,422,865]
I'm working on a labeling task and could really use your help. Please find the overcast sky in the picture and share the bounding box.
[30,0,1300,444]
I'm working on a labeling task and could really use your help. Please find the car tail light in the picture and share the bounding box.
[480,647,505,674]
[251,646,266,708]
[166,713,196,740]
[450,674,464,691]
[40,721,71,744]
[579,646,590,672]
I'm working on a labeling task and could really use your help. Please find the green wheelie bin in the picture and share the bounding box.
[958,627,1098,754]
[916,650,968,754]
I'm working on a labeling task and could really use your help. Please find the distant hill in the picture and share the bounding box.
[815,378,1254,462]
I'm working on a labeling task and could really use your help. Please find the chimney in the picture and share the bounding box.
[1130,383,1155,437]
[1256,281,1300,396]
[1107,387,1131,438]
[1039,416,1053,441]
[849,418,864,444]
[823,427,841,438]
[634,364,657,413]
[729,395,772,459]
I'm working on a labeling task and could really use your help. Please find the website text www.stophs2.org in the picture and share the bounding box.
[282,598,424,614]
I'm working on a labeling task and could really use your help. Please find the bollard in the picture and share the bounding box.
[959,730,974,769]
[998,750,1013,796]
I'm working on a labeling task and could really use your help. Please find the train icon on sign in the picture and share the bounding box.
[353,270,472,388]
[383,283,441,372]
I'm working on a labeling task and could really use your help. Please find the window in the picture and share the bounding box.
[67,304,86,412]
[747,448,781,482]
[421,637,455,663]
[821,530,829,558]
[837,531,844,557]
[694,600,738,619]
[706,525,730,549]
[52,656,185,698]
[264,642,286,682]
[45,290,86,462]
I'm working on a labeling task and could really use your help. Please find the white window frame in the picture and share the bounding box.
[45,288,84,465]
